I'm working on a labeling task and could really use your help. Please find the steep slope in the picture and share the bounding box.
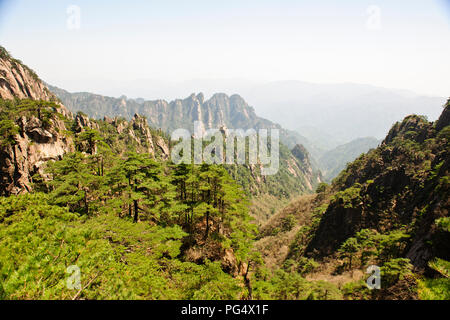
[0,47,170,196]
[0,47,74,195]
[255,102,449,298]
[1,49,319,222]
[318,137,380,181]
[227,143,322,223]
[0,47,54,101]
[306,105,449,268]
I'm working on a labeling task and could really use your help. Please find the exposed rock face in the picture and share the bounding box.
[0,54,52,101]
[49,85,321,199]
[0,47,173,196]
[73,112,99,133]
[48,85,313,151]
[0,47,75,195]
[0,116,74,195]
[130,114,155,155]
[291,144,322,189]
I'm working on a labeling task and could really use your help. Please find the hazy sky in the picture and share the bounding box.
[0,0,449,98]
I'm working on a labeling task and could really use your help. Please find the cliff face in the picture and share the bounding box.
[0,115,75,195]
[305,100,450,269]
[101,113,170,159]
[0,47,75,195]
[0,47,170,196]
[0,51,52,101]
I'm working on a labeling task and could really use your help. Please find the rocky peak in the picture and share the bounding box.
[74,112,99,133]
[435,98,450,131]
[196,93,205,104]
[0,47,72,120]
[382,114,431,145]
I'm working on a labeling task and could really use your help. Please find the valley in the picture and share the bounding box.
[0,45,449,300]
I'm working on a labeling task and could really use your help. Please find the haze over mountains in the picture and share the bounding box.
[47,84,317,157]
[56,78,446,147]
[48,80,445,181]
[1,44,449,301]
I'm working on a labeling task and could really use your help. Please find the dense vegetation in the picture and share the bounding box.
[288,102,449,299]
[1,46,448,300]
[0,98,340,300]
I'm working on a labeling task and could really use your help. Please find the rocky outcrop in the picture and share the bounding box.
[73,112,99,133]
[0,47,76,195]
[130,114,155,155]
[0,51,52,101]
[435,98,450,131]
[0,116,74,195]
[0,48,71,121]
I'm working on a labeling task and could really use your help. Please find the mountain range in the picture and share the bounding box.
[1,45,448,300]
[65,78,446,147]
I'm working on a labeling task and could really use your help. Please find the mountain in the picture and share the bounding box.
[256,101,449,299]
[1,46,448,301]
[240,81,446,145]
[0,47,170,196]
[49,86,323,223]
[0,48,54,101]
[0,47,335,300]
[307,106,449,266]
[47,85,322,158]
[0,47,74,195]
[318,137,381,181]
[68,78,445,147]
[1,49,321,223]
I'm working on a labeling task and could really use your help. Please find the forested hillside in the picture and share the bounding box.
[0,45,448,300]
[48,84,323,223]
[0,46,330,300]
[257,100,450,299]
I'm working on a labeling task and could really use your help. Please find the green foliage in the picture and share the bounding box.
[341,280,371,300]
[295,257,319,276]
[315,182,328,194]
[0,193,247,299]
[281,214,297,232]
[332,184,362,208]
[418,277,450,300]
[0,119,19,147]
[428,258,450,278]
[252,269,342,300]
[338,237,360,269]
[380,258,413,287]
[435,217,450,232]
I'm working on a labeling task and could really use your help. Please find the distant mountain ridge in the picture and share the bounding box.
[319,137,381,181]
[48,85,322,159]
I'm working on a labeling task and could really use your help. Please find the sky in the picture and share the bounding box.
[0,0,449,99]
